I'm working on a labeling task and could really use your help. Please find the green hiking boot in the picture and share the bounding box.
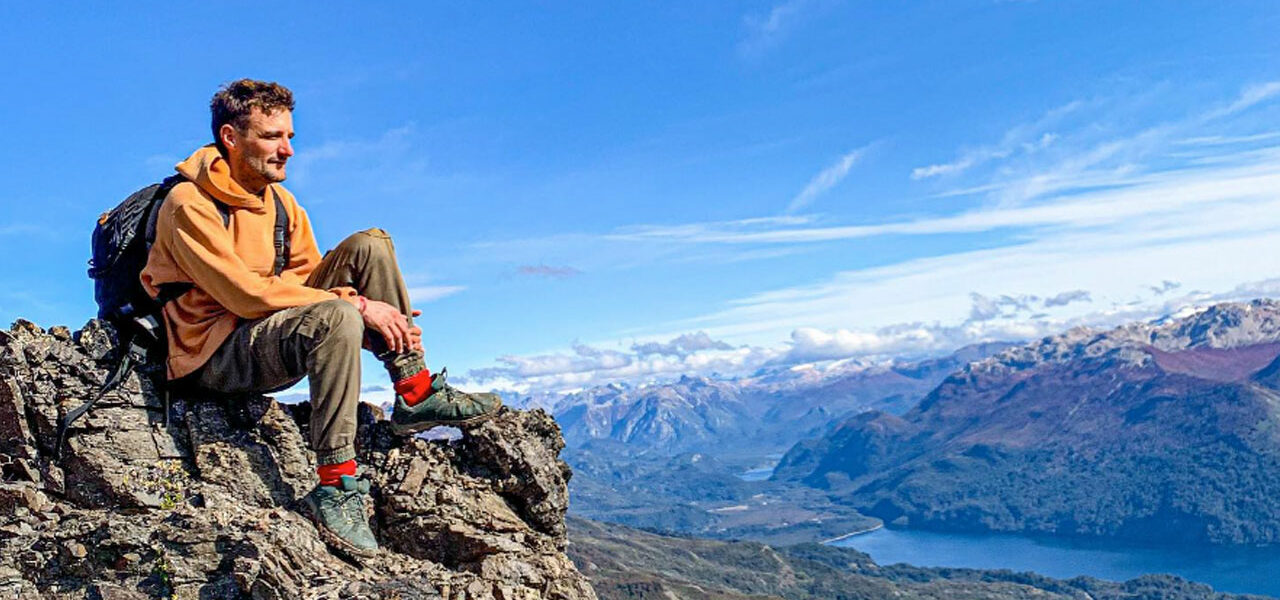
[300,475,379,558]
[390,367,502,436]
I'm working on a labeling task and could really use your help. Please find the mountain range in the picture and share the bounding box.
[774,299,1280,545]
[532,341,1013,458]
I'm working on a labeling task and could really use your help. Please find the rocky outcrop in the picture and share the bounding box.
[0,319,597,600]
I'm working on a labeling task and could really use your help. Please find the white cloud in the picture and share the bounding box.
[516,264,581,279]
[786,146,869,213]
[1043,290,1091,308]
[466,332,782,393]
[739,0,812,56]
[289,125,415,187]
[910,83,1280,209]
[408,285,466,302]
[664,203,1280,346]
[632,331,733,357]
[911,100,1080,180]
[605,153,1280,246]
[1176,131,1280,147]
[1207,81,1280,120]
[968,293,1038,321]
[468,272,1280,395]
[0,224,56,238]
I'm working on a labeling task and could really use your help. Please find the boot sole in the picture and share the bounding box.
[299,500,379,560]
[390,399,503,436]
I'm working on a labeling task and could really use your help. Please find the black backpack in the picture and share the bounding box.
[58,176,290,458]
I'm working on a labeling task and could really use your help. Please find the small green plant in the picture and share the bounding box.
[129,459,191,511]
[149,545,176,600]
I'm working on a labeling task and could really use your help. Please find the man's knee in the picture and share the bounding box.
[334,228,395,264]
[304,298,364,346]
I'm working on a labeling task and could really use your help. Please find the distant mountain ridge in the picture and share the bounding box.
[531,342,1014,456]
[774,299,1280,545]
[972,300,1280,376]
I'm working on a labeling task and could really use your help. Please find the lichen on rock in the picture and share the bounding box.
[0,318,597,600]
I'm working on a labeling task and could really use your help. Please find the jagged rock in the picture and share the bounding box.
[186,394,315,508]
[0,319,597,600]
[456,410,573,539]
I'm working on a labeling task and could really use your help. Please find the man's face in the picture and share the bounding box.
[222,108,294,192]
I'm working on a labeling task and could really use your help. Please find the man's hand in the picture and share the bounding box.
[409,309,423,352]
[360,298,413,354]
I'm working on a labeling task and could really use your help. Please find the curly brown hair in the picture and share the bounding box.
[210,79,295,155]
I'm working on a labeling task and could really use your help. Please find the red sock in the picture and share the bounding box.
[317,459,357,486]
[395,368,434,406]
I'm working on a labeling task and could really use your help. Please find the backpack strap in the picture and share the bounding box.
[143,175,188,252]
[55,334,146,460]
[150,192,284,306]
[150,195,231,307]
[270,188,290,276]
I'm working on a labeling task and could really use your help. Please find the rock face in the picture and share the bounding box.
[0,319,597,600]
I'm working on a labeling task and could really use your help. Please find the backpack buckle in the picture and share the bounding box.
[133,314,162,342]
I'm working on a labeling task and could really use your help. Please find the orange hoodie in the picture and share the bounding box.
[141,146,357,380]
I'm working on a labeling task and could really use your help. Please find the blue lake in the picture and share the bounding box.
[832,527,1280,598]
[738,467,774,482]
[737,454,784,482]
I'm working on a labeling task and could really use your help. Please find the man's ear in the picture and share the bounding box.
[219,123,239,152]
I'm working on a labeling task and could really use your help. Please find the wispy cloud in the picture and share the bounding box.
[290,125,416,187]
[1176,131,1280,147]
[1206,81,1280,120]
[631,331,733,357]
[947,81,1280,206]
[662,192,1280,346]
[738,0,815,56]
[912,101,1081,180]
[968,293,1038,321]
[612,85,1280,348]
[0,224,57,238]
[1043,289,1091,308]
[467,274,1280,395]
[479,85,1280,276]
[408,285,466,302]
[605,153,1280,246]
[516,264,581,279]
[466,332,778,393]
[786,146,870,213]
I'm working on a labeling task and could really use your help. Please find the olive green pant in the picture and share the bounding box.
[191,228,415,465]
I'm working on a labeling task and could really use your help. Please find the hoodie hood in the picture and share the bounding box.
[175,145,273,210]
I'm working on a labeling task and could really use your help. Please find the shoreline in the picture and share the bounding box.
[821,522,884,544]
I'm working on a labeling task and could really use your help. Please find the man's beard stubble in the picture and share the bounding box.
[236,154,287,190]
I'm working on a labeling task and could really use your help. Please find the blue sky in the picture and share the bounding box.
[3,2,1280,396]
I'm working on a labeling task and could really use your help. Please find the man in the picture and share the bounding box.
[140,79,500,557]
